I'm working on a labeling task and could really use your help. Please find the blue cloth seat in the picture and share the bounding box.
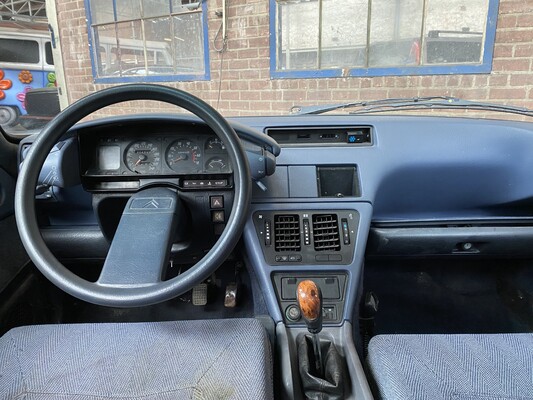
[367,333,533,400]
[0,319,273,399]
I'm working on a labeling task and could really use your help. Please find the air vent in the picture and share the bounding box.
[274,214,301,252]
[312,214,341,251]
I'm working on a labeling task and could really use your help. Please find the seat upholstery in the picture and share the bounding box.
[367,333,533,400]
[0,318,273,400]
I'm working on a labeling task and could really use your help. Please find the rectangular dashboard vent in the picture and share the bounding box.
[312,214,341,251]
[274,214,301,252]
[265,126,372,146]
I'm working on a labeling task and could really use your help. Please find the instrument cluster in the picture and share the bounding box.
[86,134,231,176]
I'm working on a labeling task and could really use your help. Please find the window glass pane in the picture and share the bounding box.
[424,0,488,64]
[321,0,367,69]
[116,0,142,21]
[173,13,204,74]
[278,1,319,70]
[369,0,424,67]
[89,0,115,24]
[143,17,173,74]
[0,39,39,63]
[143,0,170,18]
[95,24,118,76]
[45,42,54,65]
[116,20,145,75]
[172,0,201,14]
[88,0,208,79]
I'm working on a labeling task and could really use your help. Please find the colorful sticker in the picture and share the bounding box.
[46,72,57,88]
[16,86,33,110]
[18,70,33,84]
[0,70,13,101]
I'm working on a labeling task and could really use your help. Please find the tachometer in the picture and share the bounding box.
[125,140,161,174]
[166,140,202,172]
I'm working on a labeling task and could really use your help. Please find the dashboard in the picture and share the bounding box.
[18,114,533,259]
[14,112,533,329]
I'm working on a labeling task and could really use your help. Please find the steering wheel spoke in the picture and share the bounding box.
[97,187,182,287]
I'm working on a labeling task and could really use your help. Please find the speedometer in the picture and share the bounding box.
[166,140,202,173]
[125,140,161,174]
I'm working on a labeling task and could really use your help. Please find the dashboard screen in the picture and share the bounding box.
[97,145,121,170]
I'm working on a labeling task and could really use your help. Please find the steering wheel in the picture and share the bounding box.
[15,84,251,307]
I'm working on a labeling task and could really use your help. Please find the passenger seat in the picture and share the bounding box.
[367,333,533,400]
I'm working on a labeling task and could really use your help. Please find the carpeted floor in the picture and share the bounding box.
[363,257,533,335]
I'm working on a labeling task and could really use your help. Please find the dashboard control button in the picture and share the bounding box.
[212,211,225,223]
[210,196,224,209]
[213,223,225,235]
[329,254,342,262]
[275,255,289,262]
[265,220,271,245]
[289,254,302,262]
[183,180,228,189]
[341,218,350,245]
[183,180,197,187]
[315,254,329,262]
[322,305,336,321]
[303,219,310,245]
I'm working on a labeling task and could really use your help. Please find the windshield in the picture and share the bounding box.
[0,0,531,135]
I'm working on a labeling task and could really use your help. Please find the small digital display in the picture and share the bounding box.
[97,145,121,170]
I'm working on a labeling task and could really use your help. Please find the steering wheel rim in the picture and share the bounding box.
[15,84,251,307]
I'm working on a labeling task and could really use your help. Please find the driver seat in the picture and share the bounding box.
[0,318,273,399]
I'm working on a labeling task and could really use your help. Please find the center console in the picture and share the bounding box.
[243,202,374,399]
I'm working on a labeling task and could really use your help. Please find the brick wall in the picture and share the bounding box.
[54,0,533,117]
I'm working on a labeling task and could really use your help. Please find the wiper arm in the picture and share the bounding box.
[291,96,457,115]
[291,96,533,117]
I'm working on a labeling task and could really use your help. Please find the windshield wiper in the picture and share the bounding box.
[291,96,533,117]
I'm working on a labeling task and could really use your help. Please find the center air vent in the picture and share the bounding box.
[274,214,301,252]
[254,210,358,265]
[312,214,341,251]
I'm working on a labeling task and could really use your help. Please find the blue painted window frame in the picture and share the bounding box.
[84,0,210,83]
[270,0,500,79]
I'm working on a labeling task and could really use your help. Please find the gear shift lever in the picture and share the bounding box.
[297,280,323,377]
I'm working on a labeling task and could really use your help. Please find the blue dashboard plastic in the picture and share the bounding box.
[239,115,533,222]
[27,113,533,224]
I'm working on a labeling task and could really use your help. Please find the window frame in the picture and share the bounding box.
[269,0,500,79]
[84,0,211,83]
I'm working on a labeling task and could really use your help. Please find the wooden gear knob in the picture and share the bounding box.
[297,280,323,333]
